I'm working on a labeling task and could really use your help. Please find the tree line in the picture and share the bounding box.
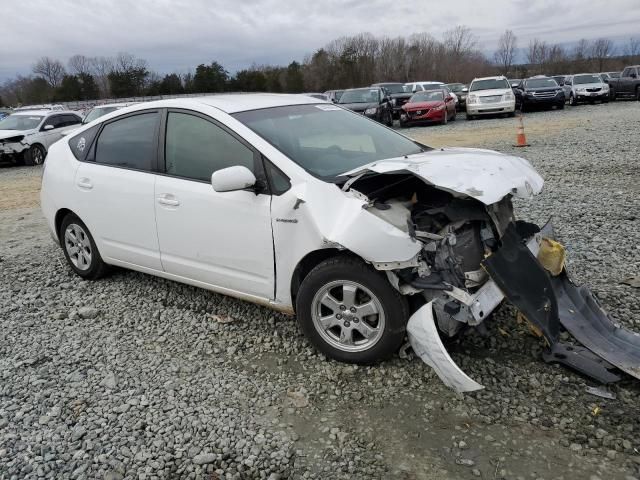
[1,28,639,107]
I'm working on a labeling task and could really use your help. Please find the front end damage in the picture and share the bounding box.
[0,135,29,164]
[340,150,640,392]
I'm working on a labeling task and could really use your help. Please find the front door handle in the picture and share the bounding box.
[158,194,180,207]
[77,178,93,190]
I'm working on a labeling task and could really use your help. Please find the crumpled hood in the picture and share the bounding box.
[0,130,27,141]
[343,147,544,205]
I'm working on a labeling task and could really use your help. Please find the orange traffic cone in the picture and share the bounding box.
[514,115,529,147]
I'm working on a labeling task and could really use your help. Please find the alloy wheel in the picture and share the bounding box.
[311,280,385,353]
[64,223,92,271]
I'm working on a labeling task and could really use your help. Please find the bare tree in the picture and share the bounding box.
[494,30,517,75]
[591,38,614,72]
[89,56,114,96]
[32,57,66,88]
[68,55,92,76]
[443,26,477,80]
[572,39,591,71]
[623,37,640,63]
[527,39,548,74]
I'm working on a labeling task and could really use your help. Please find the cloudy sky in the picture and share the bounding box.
[2,0,639,81]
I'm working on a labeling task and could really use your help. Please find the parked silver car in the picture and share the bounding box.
[0,110,82,165]
[562,74,610,105]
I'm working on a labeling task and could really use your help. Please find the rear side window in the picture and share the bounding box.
[69,125,100,161]
[164,112,255,182]
[95,113,159,171]
[63,114,82,127]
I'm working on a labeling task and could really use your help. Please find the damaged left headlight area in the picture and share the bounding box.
[0,135,29,164]
[360,173,515,337]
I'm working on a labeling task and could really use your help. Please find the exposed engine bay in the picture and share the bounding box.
[342,169,640,392]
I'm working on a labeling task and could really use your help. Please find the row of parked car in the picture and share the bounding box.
[316,64,640,127]
[1,65,638,166]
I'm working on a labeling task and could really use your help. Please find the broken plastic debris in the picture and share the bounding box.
[585,386,616,400]
[621,276,640,288]
[211,314,236,324]
[537,237,566,276]
[407,302,484,393]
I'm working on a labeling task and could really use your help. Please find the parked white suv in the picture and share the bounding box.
[41,94,625,390]
[465,76,516,119]
[0,110,82,165]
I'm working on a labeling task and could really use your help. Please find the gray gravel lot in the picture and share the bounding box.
[1,102,639,479]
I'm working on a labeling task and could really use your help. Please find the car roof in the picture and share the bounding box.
[91,102,135,109]
[115,94,322,115]
[12,110,78,117]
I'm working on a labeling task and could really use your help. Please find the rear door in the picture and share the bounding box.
[72,110,163,270]
[154,109,274,299]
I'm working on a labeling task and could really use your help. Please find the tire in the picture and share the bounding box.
[385,110,393,127]
[636,87,640,102]
[59,213,109,280]
[295,256,409,364]
[569,94,577,106]
[24,144,46,166]
[557,102,565,110]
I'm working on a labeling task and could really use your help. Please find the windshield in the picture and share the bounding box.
[0,115,43,131]
[410,91,444,102]
[608,72,620,78]
[446,83,464,92]
[525,78,558,88]
[573,74,602,85]
[234,104,426,180]
[83,106,119,124]
[376,84,405,94]
[338,89,381,104]
[470,79,510,91]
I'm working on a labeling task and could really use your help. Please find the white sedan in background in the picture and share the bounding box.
[40,94,631,391]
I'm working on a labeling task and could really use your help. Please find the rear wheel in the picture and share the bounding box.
[24,144,46,166]
[296,256,408,364]
[59,214,109,280]
[636,87,640,101]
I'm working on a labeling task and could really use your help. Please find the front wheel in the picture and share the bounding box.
[24,144,46,166]
[385,110,393,127]
[59,214,109,280]
[296,257,408,364]
[569,94,577,106]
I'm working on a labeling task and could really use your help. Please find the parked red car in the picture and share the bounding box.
[399,89,456,127]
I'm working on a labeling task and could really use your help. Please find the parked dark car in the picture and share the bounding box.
[324,90,344,103]
[337,87,394,125]
[608,65,640,100]
[399,89,456,127]
[370,82,412,119]
[445,83,467,110]
[514,76,565,111]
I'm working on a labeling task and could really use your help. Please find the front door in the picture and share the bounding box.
[154,110,274,299]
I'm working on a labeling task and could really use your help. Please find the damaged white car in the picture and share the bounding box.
[41,95,640,391]
[0,110,82,165]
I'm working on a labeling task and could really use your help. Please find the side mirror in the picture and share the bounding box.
[43,124,54,131]
[631,73,637,78]
[211,166,256,193]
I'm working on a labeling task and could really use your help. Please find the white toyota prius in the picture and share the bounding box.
[42,94,636,391]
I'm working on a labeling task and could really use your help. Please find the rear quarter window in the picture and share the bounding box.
[69,125,100,161]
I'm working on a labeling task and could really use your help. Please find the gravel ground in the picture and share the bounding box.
[1,101,639,480]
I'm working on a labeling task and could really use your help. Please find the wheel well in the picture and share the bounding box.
[54,208,75,244]
[290,248,356,309]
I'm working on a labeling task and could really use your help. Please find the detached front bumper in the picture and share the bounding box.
[408,220,640,392]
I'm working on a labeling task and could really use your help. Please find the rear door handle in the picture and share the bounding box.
[158,194,180,207]
[77,178,93,190]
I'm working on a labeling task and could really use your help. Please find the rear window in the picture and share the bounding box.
[525,78,559,88]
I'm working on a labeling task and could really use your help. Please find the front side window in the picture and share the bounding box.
[95,112,159,171]
[164,112,255,182]
[470,79,510,91]
[234,104,427,181]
